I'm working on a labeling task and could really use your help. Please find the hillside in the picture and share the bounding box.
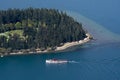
[0,8,87,54]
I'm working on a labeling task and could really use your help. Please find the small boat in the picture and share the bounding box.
[46,59,68,64]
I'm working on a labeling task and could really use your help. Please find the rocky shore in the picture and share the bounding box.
[0,33,92,57]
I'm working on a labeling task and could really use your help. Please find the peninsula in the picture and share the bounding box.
[0,8,92,57]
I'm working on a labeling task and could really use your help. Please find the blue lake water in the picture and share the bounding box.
[0,0,120,80]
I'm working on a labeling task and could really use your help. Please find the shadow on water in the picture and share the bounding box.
[66,11,120,44]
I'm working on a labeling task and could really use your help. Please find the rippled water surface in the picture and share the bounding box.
[0,0,120,80]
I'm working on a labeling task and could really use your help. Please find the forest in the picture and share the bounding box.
[0,8,86,53]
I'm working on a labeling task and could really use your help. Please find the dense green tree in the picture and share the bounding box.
[0,35,7,48]
[0,8,87,53]
[15,22,22,29]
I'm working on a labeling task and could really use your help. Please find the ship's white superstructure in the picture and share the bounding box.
[46,59,68,64]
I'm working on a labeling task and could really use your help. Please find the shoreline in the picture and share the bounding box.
[55,33,92,51]
[0,33,92,57]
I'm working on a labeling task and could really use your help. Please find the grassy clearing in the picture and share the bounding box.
[0,30,24,39]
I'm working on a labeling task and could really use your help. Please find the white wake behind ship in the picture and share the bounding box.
[46,59,68,64]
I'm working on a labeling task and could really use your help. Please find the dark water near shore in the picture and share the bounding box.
[0,0,120,80]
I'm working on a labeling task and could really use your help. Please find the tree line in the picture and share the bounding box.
[0,8,86,53]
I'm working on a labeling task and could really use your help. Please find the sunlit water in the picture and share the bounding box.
[0,0,120,80]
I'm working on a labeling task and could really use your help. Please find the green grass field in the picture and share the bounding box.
[0,30,24,39]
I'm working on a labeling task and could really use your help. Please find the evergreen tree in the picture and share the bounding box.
[0,8,86,53]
